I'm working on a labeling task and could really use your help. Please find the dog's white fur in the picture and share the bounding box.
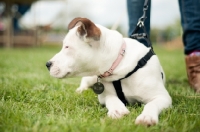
[47,17,172,126]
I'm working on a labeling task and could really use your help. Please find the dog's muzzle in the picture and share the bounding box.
[46,61,52,70]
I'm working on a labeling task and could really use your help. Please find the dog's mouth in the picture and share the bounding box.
[50,72,71,79]
[58,72,71,79]
[49,66,71,79]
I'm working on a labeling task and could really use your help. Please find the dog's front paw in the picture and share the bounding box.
[76,87,88,93]
[135,114,158,126]
[107,107,130,119]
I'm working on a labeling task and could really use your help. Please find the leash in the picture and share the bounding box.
[130,0,152,48]
[112,0,155,106]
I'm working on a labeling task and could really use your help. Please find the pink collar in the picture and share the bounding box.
[99,41,126,78]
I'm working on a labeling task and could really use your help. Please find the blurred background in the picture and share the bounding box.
[0,0,182,49]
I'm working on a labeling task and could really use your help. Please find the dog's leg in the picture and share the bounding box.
[135,95,171,126]
[76,75,97,93]
[97,82,130,119]
[105,95,130,119]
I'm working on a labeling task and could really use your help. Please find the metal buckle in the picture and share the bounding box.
[120,49,125,56]
[137,20,144,27]
[107,70,113,75]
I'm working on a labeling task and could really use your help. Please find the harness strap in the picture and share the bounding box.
[112,80,128,105]
[112,49,155,105]
[120,49,155,80]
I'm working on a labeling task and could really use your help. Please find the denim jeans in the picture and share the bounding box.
[127,0,151,47]
[127,0,200,54]
[178,0,200,54]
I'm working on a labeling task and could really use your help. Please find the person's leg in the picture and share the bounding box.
[127,0,151,47]
[178,0,200,92]
[178,0,200,54]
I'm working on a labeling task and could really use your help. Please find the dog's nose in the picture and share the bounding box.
[46,61,52,70]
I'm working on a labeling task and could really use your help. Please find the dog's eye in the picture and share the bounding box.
[65,46,69,48]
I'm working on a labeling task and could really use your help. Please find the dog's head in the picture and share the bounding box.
[46,17,102,78]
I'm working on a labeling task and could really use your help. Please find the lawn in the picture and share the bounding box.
[0,44,199,132]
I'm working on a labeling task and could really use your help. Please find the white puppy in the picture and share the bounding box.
[46,17,172,126]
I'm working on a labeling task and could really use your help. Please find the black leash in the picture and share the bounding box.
[112,0,155,106]
[130,0,152,48]
[130,0,154,56]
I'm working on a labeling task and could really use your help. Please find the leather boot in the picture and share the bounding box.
[185,55,200,93]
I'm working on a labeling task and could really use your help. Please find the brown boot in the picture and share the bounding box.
[185,55,200,93]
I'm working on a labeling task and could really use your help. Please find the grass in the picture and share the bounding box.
[0,44,200,132]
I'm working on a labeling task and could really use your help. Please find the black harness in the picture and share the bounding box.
[112,49,155,105]
[112,0,154,105]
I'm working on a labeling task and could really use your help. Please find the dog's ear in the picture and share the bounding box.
[68,17,101,41]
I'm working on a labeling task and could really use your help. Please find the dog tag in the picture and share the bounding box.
[92,77,104,94]
[92,82,104,94]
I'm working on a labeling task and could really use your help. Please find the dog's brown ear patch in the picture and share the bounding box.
[68,17,82,30]
[68,17,101,40]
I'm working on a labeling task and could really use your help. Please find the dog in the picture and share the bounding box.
[46,17,172,126]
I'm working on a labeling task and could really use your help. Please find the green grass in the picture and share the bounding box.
[0,45,200,132]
